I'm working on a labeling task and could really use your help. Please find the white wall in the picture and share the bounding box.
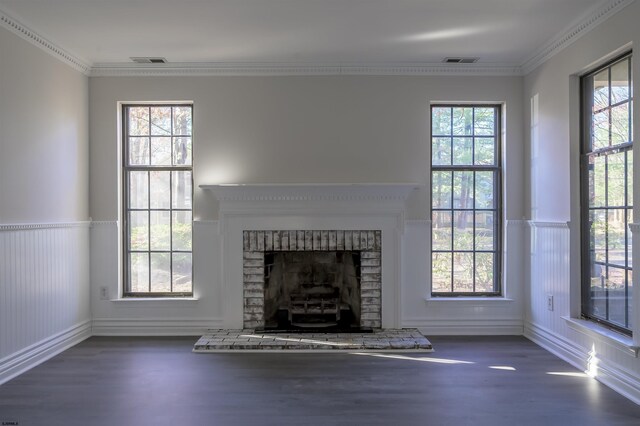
[0,26,91,384]
[524,1,640,404]
[89,74,524,334]
[0,29,88,223]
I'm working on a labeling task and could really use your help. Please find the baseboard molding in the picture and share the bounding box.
[524,321,585,366]
[92,318,224,336]
[0,320,92,385]
[403,319,524,335]
[524,321,640,405]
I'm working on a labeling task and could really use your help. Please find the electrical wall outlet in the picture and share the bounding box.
[546,294,554,311]
[100,286,109,300]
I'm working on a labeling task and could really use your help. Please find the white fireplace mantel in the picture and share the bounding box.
[201,183,419,329]
[200,183,419,202]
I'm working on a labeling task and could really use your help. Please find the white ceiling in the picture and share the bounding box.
[0,0,617,69]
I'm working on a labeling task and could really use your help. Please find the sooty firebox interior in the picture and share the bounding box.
[263,251,361,330]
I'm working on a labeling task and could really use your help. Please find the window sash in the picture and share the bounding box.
[122,104,194,297]
[580,52,633,334]
[430,105,502,296]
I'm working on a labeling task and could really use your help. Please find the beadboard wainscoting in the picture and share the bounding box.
[525,221,640,405]
[402,219,527,335]
[90,220,224,335]
[0,222,92,385]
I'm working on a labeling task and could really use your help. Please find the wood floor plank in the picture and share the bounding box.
[0,336,639,425]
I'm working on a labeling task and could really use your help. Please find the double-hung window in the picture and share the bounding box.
[431,105,502,295]
[123,104,193,296]
[581,53,633,333]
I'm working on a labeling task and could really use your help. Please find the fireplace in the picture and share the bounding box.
[243,230,382,330]
[201,183,418,330]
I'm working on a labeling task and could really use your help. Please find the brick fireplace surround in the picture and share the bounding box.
[242,230,382,329]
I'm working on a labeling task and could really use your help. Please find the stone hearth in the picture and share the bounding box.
[193,328,432,352]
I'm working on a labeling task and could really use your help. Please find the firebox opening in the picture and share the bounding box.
[263,251,362,331]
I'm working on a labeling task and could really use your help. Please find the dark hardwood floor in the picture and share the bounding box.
[1,336,639,425]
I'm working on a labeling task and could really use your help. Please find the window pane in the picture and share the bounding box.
[173,106,192,135]
[150,107,172,136]
[432,107,451,135]
[150,252,171,292]
[150,137,172,165]
[629,270,633,312]
[593,69,609,111]
[608,209,626,268]
[432,137,451,165]
[607,266,627,327]
[611,59,630,103]
[173,137,192,165]
[475,211,494,250]
[591,210,606,264]
[432,253,452,292]
[432,211,452,251]
[432,171,452,209]
[607,152,626,206]
[475,171,494,209]
[474,137,495,165]
[129,171,148,209]
[150,211,170,251]
[172,171,192,209]
[129,137,150,165]
[453,211,473,251]
[129,211,148,251]
[128,107,149,136]
[474,108,494,136]
[592,110,609,149]
[452,107,473,135]
[611,103,630,145]
[590,270,607,320]
[453,252,473,292]
[452,137,473,165]
[453,171,473,209]
[130,253,149,292]
[173,253,192,293]
[628,209,633,268]
[589,155,606,207]
[172,211,192,251]
[627,151,633,203]
[475,253,494,292]
[150,171,170,209]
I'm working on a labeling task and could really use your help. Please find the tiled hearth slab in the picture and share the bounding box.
[193,329,433,352]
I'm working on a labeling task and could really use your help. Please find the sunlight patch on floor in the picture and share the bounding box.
[546,371,590,378]
[350,352,474,364]
[489,365,516,371]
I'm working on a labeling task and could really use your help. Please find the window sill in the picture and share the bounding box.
[110,297,199,302]
[562,316,639,358]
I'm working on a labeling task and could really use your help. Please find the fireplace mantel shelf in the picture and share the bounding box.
[200,183,420,202]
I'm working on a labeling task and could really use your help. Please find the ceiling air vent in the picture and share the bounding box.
[443,57,479,64]
[130,57,168,64]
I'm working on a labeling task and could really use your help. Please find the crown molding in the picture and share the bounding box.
[521,0,635,75]
[89,62,523,77]
[1,0,633,78]
[0,6,91,75]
